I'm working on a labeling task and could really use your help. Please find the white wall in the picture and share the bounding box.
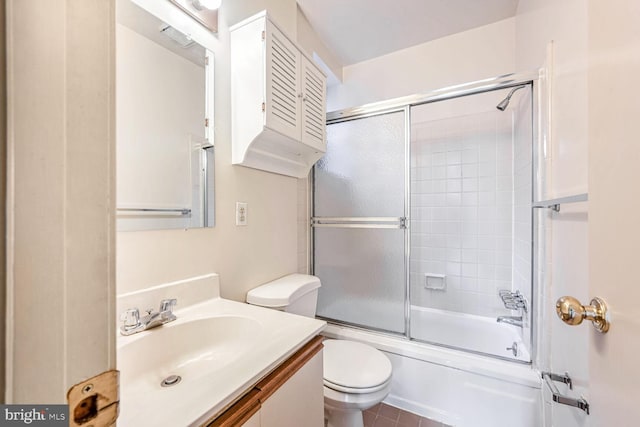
[516,0,588,196]
[327,18,515,111]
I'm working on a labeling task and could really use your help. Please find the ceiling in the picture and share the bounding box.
[297,0,519,66]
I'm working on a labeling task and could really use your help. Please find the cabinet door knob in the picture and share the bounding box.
[555,296,610,333]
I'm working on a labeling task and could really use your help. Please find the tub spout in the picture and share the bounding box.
[496,315,523,328]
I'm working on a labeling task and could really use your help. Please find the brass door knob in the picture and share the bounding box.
[555,296,610,333]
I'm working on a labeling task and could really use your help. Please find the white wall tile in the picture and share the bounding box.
[446,262,461,276]
[462,249,478,263]
[446,192,462,206]
[447,165,462,178]
[446,235,462,248]
[478,250,495,264]
[447,151,462,164]
[462,164,478,177]
[462,263,478,277]
[478,264,495,279]
[432,165,446,179]
[447,179,462,192]
[432,153,447,165]
[462,235,478,249]
[462,193,478,206]
[462,150,478,163]
[410,106,518,318]
[478,162,496,177]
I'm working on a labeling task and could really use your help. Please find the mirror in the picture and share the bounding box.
[116,0,215,231]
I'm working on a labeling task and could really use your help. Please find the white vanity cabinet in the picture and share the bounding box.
[206,336,324,427]
[259,349,324,427]
[230,11,327,178]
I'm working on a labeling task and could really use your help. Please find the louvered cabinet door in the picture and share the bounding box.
[300,56,326,151]
[265,22,302,141]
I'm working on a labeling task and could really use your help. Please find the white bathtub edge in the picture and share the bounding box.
[323,323,542,389]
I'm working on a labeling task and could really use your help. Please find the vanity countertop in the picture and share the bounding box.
[117,296,326,426]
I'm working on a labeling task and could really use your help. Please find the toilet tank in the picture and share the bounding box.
[246,274,321,317]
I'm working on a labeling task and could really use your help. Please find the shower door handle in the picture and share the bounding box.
[311,217,407,229]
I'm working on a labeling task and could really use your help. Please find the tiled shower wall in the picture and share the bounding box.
[410,111,516,317]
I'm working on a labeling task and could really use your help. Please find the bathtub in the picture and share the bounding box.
[409,305,531,362]
[322,323,542,427]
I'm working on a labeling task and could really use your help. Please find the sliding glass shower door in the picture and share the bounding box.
[313,79,534,362]
[313,110,407,334]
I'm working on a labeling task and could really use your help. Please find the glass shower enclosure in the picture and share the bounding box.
[312,75,535,362]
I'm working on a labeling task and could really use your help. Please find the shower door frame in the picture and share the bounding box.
[311,71,542,363]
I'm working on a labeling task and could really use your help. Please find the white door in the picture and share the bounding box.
[546,1,640,425]
[587,0,640,424]
[5,0,116,421]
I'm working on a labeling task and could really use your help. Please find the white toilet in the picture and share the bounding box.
[246,274,392,427]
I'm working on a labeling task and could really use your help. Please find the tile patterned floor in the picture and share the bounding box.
[363,403,451,427]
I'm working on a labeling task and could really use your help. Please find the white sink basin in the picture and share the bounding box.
[119,315,262,391]
[117,297,326,427]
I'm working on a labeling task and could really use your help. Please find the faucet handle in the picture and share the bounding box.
[160,298,177,313]
[120,308,140,329]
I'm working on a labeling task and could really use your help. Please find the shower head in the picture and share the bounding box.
[496,97,511,112]
[496,85,527,111]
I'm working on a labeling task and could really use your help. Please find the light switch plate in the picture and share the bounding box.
[236,202,248,226]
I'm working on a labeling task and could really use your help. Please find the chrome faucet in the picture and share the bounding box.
[120,298,177,336]
[496,315,523,328]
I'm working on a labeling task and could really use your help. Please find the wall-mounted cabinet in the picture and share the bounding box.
[231,11,327,178]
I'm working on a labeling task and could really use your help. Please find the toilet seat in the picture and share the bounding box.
[323,339,392,395]
[324,377,391,394]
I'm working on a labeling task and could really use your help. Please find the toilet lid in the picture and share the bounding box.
[323,340,392,394]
